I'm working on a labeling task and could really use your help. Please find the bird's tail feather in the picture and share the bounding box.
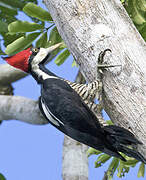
[117,145,146,163]
[103,125,146,164]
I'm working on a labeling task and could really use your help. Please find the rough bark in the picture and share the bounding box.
[44,0,146,160]
[62,136,88,180]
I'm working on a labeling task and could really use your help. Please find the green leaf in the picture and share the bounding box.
[0,173,6,180]
[107,158,119,179]
[0,21,8,33]
[117,160,129,178]
[49,26,62,45]
[36,32,48,48]
[86,148,102,157]
[5,32,41,55]
[23,3,52,21]
[137,23,146,41]
[123,158,138,167]
[95,154,111,168]
[137,163,145,178]
[0,10,17,24]
[54,49,70,66]
[106,120,113,125]
[124,0,146,41]
[2,32,25,47]
[126,0,146,25]
[8,21,43,33]
[46,27,64,56]
[0,3,17,16]
[0,0,25,9]
[0,48,5,55]
[72,59,78,67]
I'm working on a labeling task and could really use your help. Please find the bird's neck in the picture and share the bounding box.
[30,63,58,83]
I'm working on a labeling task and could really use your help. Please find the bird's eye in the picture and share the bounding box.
[32,48,39,53]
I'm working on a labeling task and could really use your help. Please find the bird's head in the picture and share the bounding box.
[4,43,62,73]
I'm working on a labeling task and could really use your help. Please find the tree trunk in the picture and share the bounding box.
[44,0,146,163]
[62,136,88,180]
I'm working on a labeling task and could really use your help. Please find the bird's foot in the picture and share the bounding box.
[95,49,120,119]
[97,49,121,74]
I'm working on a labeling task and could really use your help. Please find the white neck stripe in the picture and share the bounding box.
[32,64,58,80]
[30,47,59,80]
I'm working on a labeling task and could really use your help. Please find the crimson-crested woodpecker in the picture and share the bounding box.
[4,45,146,163]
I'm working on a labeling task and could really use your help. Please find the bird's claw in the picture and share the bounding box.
[98,49,111,64]
[97,49,121,74]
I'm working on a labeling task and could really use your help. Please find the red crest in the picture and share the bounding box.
[4,48,32,72]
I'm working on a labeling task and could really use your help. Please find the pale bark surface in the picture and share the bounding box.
[0,95,47,124]
[0,64,27,85]
[44,0,146,160]
[0,64,47,125]
[62,136,88,180]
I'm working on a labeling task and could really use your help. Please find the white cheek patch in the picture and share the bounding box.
[31,48,59,80]
[33,48,48,64]
[41,99,64,126]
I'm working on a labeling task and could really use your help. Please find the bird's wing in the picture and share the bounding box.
[40,78,103,137]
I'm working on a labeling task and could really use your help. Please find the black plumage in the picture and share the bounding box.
[6,46,145,163]
[39,78,146,163]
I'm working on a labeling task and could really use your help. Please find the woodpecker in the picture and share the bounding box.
[4,44,146,163]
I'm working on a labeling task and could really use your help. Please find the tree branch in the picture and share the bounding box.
[0,95,48,124]
[0,64,27,85]
[0,65,47,124]
[102,171,108,180]
[44,0,146,159]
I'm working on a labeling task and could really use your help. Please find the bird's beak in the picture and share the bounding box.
[45,43,63,54]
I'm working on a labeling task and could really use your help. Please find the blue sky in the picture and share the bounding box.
[0,1,144,180]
